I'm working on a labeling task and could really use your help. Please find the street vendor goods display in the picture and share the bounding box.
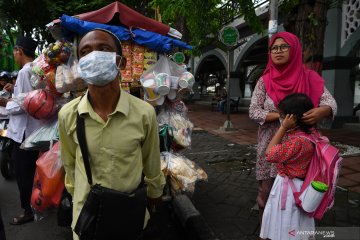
[140,56,194,107]
[156,98,208,195]
[31,40,73,96]
[37,1,203,226]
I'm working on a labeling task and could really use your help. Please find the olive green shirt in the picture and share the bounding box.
[58,89,165,234]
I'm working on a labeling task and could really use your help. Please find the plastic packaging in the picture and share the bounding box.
[140,56,189,106]
[21,119,59,151]
[55,53,87,93]
[160,152,207,194]
[31,142,65,216]
[157,107,193,151]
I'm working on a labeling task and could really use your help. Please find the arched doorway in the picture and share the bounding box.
[234,37,268,102]
[195,54,227,98]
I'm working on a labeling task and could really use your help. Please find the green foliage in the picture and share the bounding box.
[308,12,319,26]
[236,0,264,34]
[279,0,300,13]
[151,0,224,55]
[151,0,269,55]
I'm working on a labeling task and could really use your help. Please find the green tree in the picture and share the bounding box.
[283,0,329,73]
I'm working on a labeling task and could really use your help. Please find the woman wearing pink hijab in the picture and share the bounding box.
[249,32,337,228]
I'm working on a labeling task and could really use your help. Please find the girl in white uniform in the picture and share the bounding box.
[260,93,316,240]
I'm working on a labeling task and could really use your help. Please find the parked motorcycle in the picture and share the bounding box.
[0,113,14,180]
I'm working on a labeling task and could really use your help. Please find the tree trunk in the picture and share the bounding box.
[284,0,328,74]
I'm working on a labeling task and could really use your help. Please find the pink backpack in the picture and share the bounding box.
[289,130,343,220]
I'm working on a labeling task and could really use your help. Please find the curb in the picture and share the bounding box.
[172,194,219,240]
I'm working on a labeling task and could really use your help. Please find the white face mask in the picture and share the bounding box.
[77,51,121,86]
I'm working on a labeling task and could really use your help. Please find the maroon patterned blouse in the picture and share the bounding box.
[249,78,337,180]
[265,130,314,179]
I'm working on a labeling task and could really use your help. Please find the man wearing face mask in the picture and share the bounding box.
[58,29,166,240]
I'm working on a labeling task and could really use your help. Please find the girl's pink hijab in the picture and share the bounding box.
[262,31,324,108]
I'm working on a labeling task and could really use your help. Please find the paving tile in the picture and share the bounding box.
[339,167,356,176]
[344,162,360,172]
[348,186,360,194]
[337,177,358,187]
[343,172,360,182]
[342,156,360,166]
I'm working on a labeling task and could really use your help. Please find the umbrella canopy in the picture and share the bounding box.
[51,1,181,39]
[73,1,169,36]
[60,15,192,53]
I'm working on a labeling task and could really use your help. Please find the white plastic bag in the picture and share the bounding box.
[55,54,87,93]
[160,152,207,194]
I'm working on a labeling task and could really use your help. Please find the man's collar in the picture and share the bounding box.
[77,89,129,117]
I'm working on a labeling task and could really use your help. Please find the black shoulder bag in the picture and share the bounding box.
[74,114,147,240]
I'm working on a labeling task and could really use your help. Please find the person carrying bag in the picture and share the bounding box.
[74,113,147,240]
[58,29,165,240]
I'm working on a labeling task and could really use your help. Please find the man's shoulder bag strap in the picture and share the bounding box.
[76,113,93,186]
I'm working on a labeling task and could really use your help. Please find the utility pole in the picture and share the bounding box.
[218,26,239,131]
[268,0,279,40]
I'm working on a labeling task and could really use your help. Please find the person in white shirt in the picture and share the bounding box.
[0,36,42,225]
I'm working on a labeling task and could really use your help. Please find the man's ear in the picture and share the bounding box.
[17,48,24,57]
[120,57,126,70]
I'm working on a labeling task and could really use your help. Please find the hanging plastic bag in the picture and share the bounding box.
[43,39,72,67]
[55,53,87,93]
[157,108,193,151]
[31,54,53,79]
[160,152,207,194]
[21,119,58,151]
[140,55,187,106]
[31,142,65,216]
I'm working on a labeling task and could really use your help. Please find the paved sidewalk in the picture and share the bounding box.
[182,102,360,240]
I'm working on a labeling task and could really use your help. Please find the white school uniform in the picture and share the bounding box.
[260,175,315,240]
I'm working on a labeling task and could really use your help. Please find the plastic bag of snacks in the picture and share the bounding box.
[157,107,193,151]
[43,40,72,67]
[160,152,207,194]
[32,54,53,78]
[143,50,157,71]
[31,142,64,218]
[43,69,62,96]
[132,44,145,81]
[55,54,87,93]
[120,41,133,82]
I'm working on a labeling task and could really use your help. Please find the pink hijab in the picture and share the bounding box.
[262,32,324,108]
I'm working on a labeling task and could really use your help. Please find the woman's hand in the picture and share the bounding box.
[281,114,297,130]
[302,106,332,125]
[266,114,296,154]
